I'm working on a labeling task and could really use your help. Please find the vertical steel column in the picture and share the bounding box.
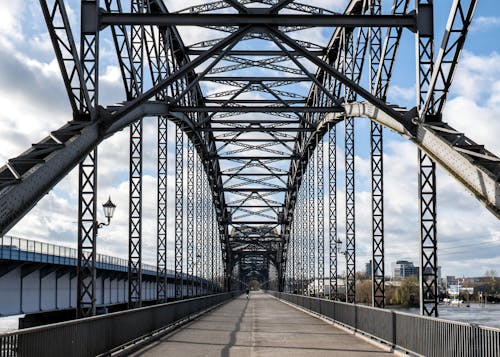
[77,150,98,318]
[157,117,168,302]
[127,0,144,310]
[370,0,385,308]
[128,119,143,308]
[417,0,438,317]
[300,185,306,295]
[195,155,203,296]
[316,137,325,296]
[328,124,338,300]
[308,149,316,296]
[345,117,356,304]
[291,224,295,293]
[203,175,209,295]
[211,205,215,292]
[77,0,99,319]
[186,139,195,298]
[343,25,359,304]
[174,126,184,300]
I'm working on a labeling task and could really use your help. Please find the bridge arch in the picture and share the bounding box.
[0,0,497,321]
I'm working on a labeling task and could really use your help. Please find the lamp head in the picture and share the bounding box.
[102,196,116,220]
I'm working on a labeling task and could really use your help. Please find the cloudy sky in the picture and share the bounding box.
[0,0,498,278]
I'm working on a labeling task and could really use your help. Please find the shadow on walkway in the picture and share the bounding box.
[220,297,249,357]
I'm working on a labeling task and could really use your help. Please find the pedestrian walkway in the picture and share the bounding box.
[131,291,393,356]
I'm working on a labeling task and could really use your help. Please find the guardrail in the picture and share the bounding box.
[0,235,158,274]
[0,292,236,357]
[269,291,500,357]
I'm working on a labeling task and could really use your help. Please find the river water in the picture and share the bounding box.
[394,303,500,328]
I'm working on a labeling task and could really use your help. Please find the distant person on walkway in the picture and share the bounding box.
[246,288,250,299]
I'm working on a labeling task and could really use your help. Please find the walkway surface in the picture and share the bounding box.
[130,291,394,357]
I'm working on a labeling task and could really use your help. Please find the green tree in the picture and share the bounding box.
[355,279,372,304]
[396,276,419,306]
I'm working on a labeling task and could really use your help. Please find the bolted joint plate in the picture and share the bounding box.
[417,4,434,37]
[81,2,100,34]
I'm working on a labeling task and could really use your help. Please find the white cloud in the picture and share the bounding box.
[445,51,500,153]
[0,2,24,42]
[472,16,500,31]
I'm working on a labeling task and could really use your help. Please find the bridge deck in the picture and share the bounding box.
[131,291,393,356]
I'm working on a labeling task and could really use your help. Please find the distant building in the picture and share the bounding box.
[365,260,372,277]
[446,275,456,287]
[392,260,441,281]
[393,260,419,279]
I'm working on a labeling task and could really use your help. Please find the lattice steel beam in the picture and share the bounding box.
[77,0,99,319]
[370,0,385,309]
[174,126,184,300]
[127,0,144,310]
[77,150,98,318]
[328,124,338,300]
[157,116,167,302]
[316,136,325,296]
[186,138,195,297]
[195,154,203,296]
[344,117,356,304]
[417,0,438,318]
[40,0,91,116]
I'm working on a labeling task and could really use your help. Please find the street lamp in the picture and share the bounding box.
[97,196,116,229]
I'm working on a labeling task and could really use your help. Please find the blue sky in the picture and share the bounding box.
[0,0,498,278]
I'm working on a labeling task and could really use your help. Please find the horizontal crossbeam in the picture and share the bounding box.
[223,188,288,192]
[169,106,343,113]
[100,13,417,30]
[202,76,311,82]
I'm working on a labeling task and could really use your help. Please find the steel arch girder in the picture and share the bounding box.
[284,99,498,246]
[0,103,226,237]
[330,102,500,218]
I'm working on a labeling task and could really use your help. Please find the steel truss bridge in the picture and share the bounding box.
[0,0,498,324]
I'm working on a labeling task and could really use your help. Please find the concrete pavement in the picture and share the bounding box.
[130,291,394,357]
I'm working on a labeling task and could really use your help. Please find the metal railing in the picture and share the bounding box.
[0,235,158,275]
[0,292,236,357]
[269,292,500,357]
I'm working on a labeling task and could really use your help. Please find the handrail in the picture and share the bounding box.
[269,291,500,357]
[0,292,237,357]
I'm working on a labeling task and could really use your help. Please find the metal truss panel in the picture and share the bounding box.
[128,119,143,308]
[370,0,385,309]
[417,0,438,317]
[195,155,203,296]
[419,150,438,317]
[39,0,91,115]
[307,152,315,296]
[127,0,144,309]
[345,117,356,304]
[186,138,195,297]
[316,137,325,296]
[157,116,167,302]
[77,149,97,318]
[77,0,99,319]
[328,125,338,300]
[174,126,184,300]
[371,120,385,308]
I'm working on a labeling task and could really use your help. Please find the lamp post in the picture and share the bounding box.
[97,196,116,229]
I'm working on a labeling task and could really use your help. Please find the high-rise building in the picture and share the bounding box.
[392,260,419,279]
[365,260,372,277]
